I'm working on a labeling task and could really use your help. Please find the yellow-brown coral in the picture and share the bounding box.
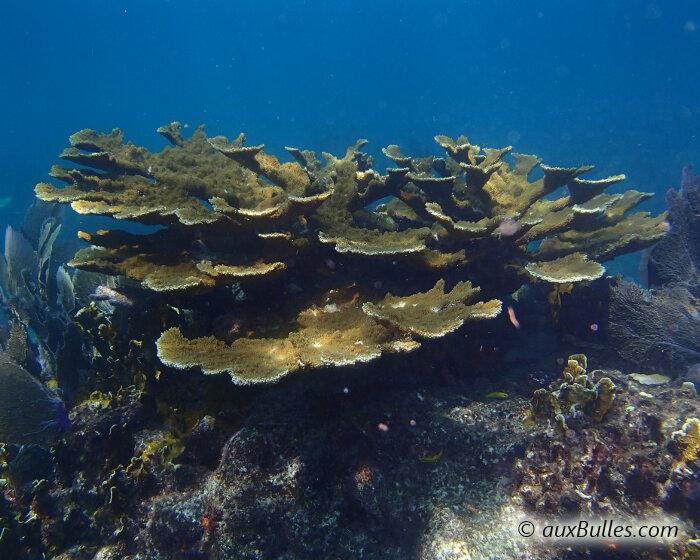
[528,353,617,430]
[670,418,700,464]
[36,124,668,383]
[156,297,411,384]
[362,279,501,338]
[156,282,495,384]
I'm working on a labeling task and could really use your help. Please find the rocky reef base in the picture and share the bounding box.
[2,341,698,560]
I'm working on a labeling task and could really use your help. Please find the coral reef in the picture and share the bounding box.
[35,124,667,383]
[2,351,697,559]
[515,358,700,536]
[156,279,499,384]
[514,368,700,559]
[0,125,688,559]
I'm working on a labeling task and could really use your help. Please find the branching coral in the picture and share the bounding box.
[36,124,667,383]
[156,279,498,384]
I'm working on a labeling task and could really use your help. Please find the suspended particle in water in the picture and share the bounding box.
[497,218,520,237]
[507,130,521,144]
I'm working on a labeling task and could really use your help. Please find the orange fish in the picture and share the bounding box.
[507,305,520,328]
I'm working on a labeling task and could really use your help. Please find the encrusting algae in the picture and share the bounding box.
[35,124,668,383]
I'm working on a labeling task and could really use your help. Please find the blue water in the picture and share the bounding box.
[1,0,698,233]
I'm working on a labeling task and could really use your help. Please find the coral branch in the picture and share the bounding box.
[35,124,668,382]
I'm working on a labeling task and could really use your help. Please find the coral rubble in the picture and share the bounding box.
[35,124,667,383]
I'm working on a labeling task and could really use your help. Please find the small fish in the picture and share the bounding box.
[0,196,11,209]
[485,391,509,399]
[419,447,443,463]
[0,358,70,446]
[90,285,134,307]
[507,305,520,328]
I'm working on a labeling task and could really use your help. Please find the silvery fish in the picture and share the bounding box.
[0,359,70,447]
